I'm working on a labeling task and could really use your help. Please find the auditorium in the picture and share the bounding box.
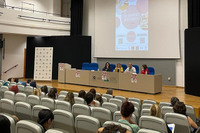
[0,0,199,133]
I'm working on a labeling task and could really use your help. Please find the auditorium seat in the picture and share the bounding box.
[8,82,16,89]
[138,129,160,133]
[0,82,2,88]
[128,97,142,106]
[96,92,101,96]
[36,85,43,88]
[0,86,9,98]
[53,109,76,133]
[102,96,108,102]
[141,109,150,116]
[148,67,155,75]
[139,116,169,133]
[109,98,122,110]
[32,105,50,122]
[91,107,112,126]
[102,94,113,101]
[102,102,119,113]
[16,120,45,133]
[27,95,40,106]
[0,80,4,84]
[121,64,127,71]
[129,101,141,111]
[72,104,91,117]
[73,92,79,97]
[15,93,27,102]
[47,86,53,92]
[40,92,45,98]
[46,129,69,133]
[110,64,116,71]
[143,99,157,105]
[133,107,140,123]
[159,102,171,109]
[113,111,137,124]
[103,121,133,133]
[94,100,101,107]
[17,85,25,93]
[142,104,153,109]
[74,97,85,104]
[4,91,15,101]
[164,113,190,133]
[24,86,34,95]
[0,98,14,115]
[161,106,173,118]
[41,97,55,111]
[75,115,101,133]
[82,62,90,70]
[0,113,17,133]
[132,65,139,74]
[16,83,21,85]
[58,95,65,101]
[59,91,68,96]
[55,101,72,112]
[90,63,99,71]
[115,95,126,103]
[15,102,32,120]
[186,105,196,123]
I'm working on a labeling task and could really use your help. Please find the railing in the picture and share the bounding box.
[3,64,18,74]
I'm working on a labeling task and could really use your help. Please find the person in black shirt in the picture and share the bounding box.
[102,62,112,72]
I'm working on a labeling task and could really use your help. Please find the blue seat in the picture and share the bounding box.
[121,64,127,72]
[82,62,90,70]
[148,67,155,75]
[132,65,139,74]
[90,63,99,71]
[110,64,116,72]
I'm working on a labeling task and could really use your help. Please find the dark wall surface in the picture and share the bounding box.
[25,36,91,79]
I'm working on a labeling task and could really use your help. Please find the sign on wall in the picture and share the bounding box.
[34,47,53,81]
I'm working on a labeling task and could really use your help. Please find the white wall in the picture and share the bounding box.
[2,34,26,81]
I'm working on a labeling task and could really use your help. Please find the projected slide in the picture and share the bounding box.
[116,0,148,51]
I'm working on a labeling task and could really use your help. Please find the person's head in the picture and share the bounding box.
[128,63,132,69]
[173,102,186,115]
[171,97,179,107]
[0,115,11,133]
[101,124,127,133]
[121,101,135,118]
[85,92,94,105]
[9,85,19,94]
[48,88,57,99]
[96,95,103,106]
[64,92,75,105]
[142,64,148,70]
[30,81,37,88]
[78,90,86,98]
[117,63,121,68]
[150,104,161,118]
[105,62,110,69]
[106,89,113,95]
[41,85,48,95]
[89,88,96,99]
[37,109,54,131]
[27,79,31,84]
[14,78,19,83]
[8,78,13,82]
[32,88,41,96]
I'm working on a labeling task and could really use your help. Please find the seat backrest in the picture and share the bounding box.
[91,107,112,126]
[102,94,113,101]
[164,113,190,133]
[141,109,150,116]
[27,95,40,106]
[0,86,9,97]
[4,91,15,101]
[17,85,25,93]
[72,104,91,117]
[15,102,32,120]
[121,64,127,71]
[159,102,171,109]
[186,104,196,122]
[143,99,157,105]
[103,121,133,133]
[82,62,90,70]
[0,80,4,83]
[139,115,168,133]
[0,82,2,87]
[115,96,126,103]
[59,91,68,96]
[113,111,137,124]
[0,98,14,115]
[161,106,173,118]
[58,95,66,101]
[96,92,101,96]
[138,129,160,133]
[32,105,50,122]
[75,115,101,133]
[102,96,108,102]
[46,129,69,133]
[53,109,75,133]
[132,65,139,74]
[0,113,17,133]
[94,100,101,107]
[40,92,45,98]
[128,97,141,105]
[24,86,33,95]
[148,67,155,75]
[55,101,72,112]
[41,97,55,111]
[109,98,122,110]
[110,64,116,71]
[133,107,140,123]
[73,92,79,97]
[16,120,45,133]
[102,102,119,113]
[74,97,85,104]
[15,93,27,102]
[142,104,153,109]
[129,101,141,111]
[47,86,53,92]
[90,63,99,71]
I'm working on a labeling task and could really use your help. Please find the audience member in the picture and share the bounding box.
[98,124,131,133]
[114,63,123,73]
[106,89,113,95]
[78,90,86,98]
[125,63,136,74]
[85,92,97,107]
[0,115,11,133]
[30,81,37,88]
[96,95,103,106]
[48,88,58,99]
[118,101,140,133]
[41,85,48,95]
[89,88,96,99]
[14,78,18,83]
[102,62,112,72]
[141,64,149,74]
[3,78,13,86]
[170,97,179,107]
[27,79,31,84]
[9,85,19,94]
[32,88,41,96]
[173,102,198,131]
[64,92,75,105]
[8,78,14,82]
[37,109,54,132]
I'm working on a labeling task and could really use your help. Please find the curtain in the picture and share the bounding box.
[188,0,200,28]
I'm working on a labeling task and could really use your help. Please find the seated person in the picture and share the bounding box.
[114,63,123,73]
[21,79,32,87]
[32,88,41,96]
[102,62,112,72]
[98,124,131,133]
[173,102,198,132]
[3,78,14,86]
[89,88,96,99]
[48,88,58,99]
[64,92,75,105]
[14,78,22,83]
[41,85,48,95]
[37,109,54,132]
[84,92,97,107]
[78,90,86,98]
[30,81,37,88]
[9,85,19,94]
[106,89,114,98]
[125,63,136,74]
[96,95,103,106]
[141,64,149,74]
[118,101,140,133]
[150,104,172,133]
[170,97,179,107]
[0,115,11,133]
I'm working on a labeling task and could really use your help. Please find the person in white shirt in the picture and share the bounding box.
[125,63,136,74]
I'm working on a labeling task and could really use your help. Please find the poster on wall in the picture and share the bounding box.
[34,47,53,81]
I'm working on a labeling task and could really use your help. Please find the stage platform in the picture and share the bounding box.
[20,79,200,117]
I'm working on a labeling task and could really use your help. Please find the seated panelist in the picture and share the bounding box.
[141,64,149,74]
[114,63,123,73]
[124,63,136,74]
[102,62,112,72]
